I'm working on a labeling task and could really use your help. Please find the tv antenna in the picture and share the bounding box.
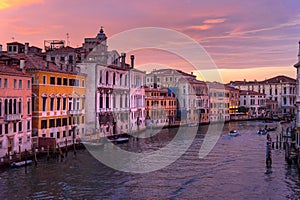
[66,33,70,46]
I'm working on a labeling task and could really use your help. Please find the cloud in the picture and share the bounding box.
[12,26,46,35]
[186,24,212,30]
[0,0,42,10]
[203,18,226,24]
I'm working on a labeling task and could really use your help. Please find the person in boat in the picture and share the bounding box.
[266,133,272,167]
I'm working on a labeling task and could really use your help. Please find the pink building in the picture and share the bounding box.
[0,61,32,158]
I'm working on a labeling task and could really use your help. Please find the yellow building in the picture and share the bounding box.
[28,57,86,147]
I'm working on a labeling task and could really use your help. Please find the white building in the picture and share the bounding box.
[80,28,146,138]
[239,90,266,118]
[230,75,296,116]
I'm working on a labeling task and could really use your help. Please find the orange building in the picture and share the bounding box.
[145,87,176,127]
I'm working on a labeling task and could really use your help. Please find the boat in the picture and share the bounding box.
[107,136,129,143]
[228,130,240,137]
[266,127,277,132]
[257,129,267,135]
[187,123,198,127]
[10,160,32,168]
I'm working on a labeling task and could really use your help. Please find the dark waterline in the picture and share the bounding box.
[1,121,300,199]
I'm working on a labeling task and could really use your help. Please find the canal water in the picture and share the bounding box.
[1,121,300,199]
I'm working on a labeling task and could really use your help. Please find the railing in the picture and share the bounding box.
[68,110,85,115]
[4,114,21,122]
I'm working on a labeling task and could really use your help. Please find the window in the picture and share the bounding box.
[0,78,2,88]
[63,131,66,138]
[57,132,60,138]
[19,80,22,89]
[0,124,2,135]
[57,98,61,110]
[82,116,85,124]
[4,78,8,88]
[27,136,30,142]
[14,79,17,89]
[69,55,73,63]
[62,118,68,126]
[27,80,30,89]
[75,79,79,86]
[275,88,278,95]
[50,77,55,85]
[99,70,102,83]
[19,138,22,145]
[49,119,55,128]
[63,98,67,110]
[113,72,116,85]
[41,120,47,129]
[27,101,30,114]
[51,56,55,62]
[13,123,17,132]
[284,87,286,94]
[69,79,75,86]
[82,98,85,110]
[42,97,47,111]
[63,78,68,86]
[5,124,8,134]
[50,132,54,138]
[56,118,61,127]
[42,76,46,84]
[106,71,109,85]
[82,80,85,87]
[18,122,22,132]
[0,102,1,116]
[60,56,65,62]
[27,121,30,130]
[57,77,62,85]
[18,101,22,114]
[50,98,54,111]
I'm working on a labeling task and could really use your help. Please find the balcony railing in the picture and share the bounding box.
[4,114,22,122]
[68,110,84,115]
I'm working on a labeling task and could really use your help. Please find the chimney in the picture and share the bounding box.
[153,74,158,88]
[0,44,2,52]
[130,55,134,68]
[191,72,193,75]
[45,61,49,69]
[20,59,25,69]
[25,42,29,54]
[121,53,126,68]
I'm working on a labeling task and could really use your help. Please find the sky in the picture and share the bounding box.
[0,0,300,83]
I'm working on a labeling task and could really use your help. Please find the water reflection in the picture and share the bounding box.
[0,121,300,199]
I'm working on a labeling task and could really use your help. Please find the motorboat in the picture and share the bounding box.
[107,136,129,143]
[266,127,277,132]
[228,130,240,137]
[10,160,32,168]
[257,129,267,135]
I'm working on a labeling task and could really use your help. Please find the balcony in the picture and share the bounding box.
[4,114,21,122]
[68,110,84,115]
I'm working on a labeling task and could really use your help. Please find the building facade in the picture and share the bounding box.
[239,90,266,118]
[230,75,296,116]
[0,61,32,157]
[207,82,230,122]
[145,87,176,127]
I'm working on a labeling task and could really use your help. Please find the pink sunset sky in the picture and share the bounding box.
[0,0,300,83]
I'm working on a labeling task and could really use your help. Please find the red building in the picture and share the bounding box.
[0,59,32,157]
